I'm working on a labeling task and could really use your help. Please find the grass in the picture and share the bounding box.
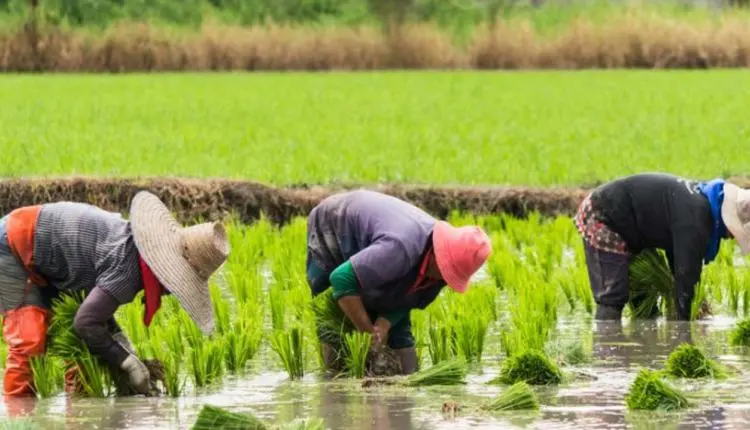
[1,71,749,185]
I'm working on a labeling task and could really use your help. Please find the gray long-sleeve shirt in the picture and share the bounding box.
[33,202,143,367]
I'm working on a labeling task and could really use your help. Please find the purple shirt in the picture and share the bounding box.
[307,190,445,312]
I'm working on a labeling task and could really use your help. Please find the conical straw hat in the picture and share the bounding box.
[129,191,230,335]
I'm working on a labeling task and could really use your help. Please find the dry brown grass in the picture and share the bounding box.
[3,12,750,72]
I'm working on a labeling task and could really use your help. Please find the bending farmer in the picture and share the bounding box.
[575,172,750,321]
[0,191,229,397]
[306,190,492,374]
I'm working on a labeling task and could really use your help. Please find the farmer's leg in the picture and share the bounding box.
[0,217,52,397]
[387,313,418,375]
[583,240,630,321]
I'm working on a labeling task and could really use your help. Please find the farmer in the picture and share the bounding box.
[574,172,750,321]
[306,189,492,375]
[0,191,229,397]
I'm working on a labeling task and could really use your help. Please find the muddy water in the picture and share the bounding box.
[2,314,750,430]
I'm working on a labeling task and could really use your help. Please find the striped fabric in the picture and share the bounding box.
[32,202,142,304]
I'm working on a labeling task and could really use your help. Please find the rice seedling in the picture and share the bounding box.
[148,325,186,397]
[627,249,674,319]
[400,358,468,387]
[211,283,231,336]
[223,301,263,375]
[29,354,63,399]
[361,358,468,388]
[625,368,690,411]
[343,331,372,379]
[190,338,226,389]
[478,381,540,412]
[664,343,726,379]
[45,292,116,397]
[191,404,268,430]
[729,317,750,347]
[495,349,563,386]
[269,326,306,380]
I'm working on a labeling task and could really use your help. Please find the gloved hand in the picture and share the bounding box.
[120,354,151,395]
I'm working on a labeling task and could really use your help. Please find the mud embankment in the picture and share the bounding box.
[2,177,749,225]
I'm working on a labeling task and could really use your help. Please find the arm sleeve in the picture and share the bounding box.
[73,286,131,368]
[330,260,361,301]
[671,229,707,320]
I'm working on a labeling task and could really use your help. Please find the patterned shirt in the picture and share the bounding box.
[33,202,142,304]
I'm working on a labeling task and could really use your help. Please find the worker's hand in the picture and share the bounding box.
[120,354,151,395]
[372,317,391,349]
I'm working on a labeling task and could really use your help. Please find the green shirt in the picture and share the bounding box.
[330,260,408,327]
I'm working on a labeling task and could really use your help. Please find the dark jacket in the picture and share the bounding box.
[590,173,713,319]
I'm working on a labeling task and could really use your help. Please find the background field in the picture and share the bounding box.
[2,70,749,186]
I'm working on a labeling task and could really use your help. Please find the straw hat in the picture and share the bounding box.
[129,191,230,335]
[722,183,750,255]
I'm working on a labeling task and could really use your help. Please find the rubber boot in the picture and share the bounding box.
[393,347,419,375]
[2,306,50,397]
[595,304,624,321]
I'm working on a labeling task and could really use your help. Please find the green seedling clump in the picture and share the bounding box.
[401,358,468,387]
[627,249,674,319]
[730,318,750,347]
[664,343,725,379]
[479,381,540,411]
[625,368,690,411]
[191,404,268,430]
[497,350,563,386]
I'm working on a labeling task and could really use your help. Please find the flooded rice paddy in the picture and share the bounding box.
[2,314,750,430]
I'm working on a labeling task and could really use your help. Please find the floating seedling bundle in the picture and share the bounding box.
[494,349,563,386]
[664,343,726,379]
[312,289,401,377]
[361,358,468,387]
[191,404,325,430]
[625,368,690,411]
[478,381,540,411]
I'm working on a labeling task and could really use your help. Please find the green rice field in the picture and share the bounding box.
[3,69,750,430]
[2,70,750,186]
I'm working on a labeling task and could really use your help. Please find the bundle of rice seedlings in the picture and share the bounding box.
[664,343,725,379]
[478,381,540,411]
[343,331,371,379]
[730,317,750,347]
[269,326,305,380]
[627,249,674,319]
[191,404,268,430]
[29,354,63,399]
[496,349,563,386]
[362,358,468,388]
[401,358,468,387]
[625,368,690,411]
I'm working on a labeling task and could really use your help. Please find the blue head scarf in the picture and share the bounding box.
[698,178,728,264]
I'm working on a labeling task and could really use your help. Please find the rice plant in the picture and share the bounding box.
[224,301,263,375]
[45,292,116,397]
[270,326,306,380]
[627,249,674,319]
[479,381,540,411]
[495,349,563,386]
[626,368,690,411]
[729,317,750,347]
[29,354,63,399]
[190,338,226,389]
[343,331,372,379]
[400,358,468,387]
[191,404,268,430]
[664,343,725,379]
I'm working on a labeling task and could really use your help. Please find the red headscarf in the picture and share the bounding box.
[139,257,165,326]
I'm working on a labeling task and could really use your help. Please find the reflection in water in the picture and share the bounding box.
[1,319,750,430]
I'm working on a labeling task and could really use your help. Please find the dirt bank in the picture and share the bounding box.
[4,176,750,225]
[3,16,750,72]
[0,177,588,225]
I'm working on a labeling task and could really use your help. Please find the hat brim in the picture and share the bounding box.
[433,221,470,294]
[722,183,750,256]
[129,191,215,335]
